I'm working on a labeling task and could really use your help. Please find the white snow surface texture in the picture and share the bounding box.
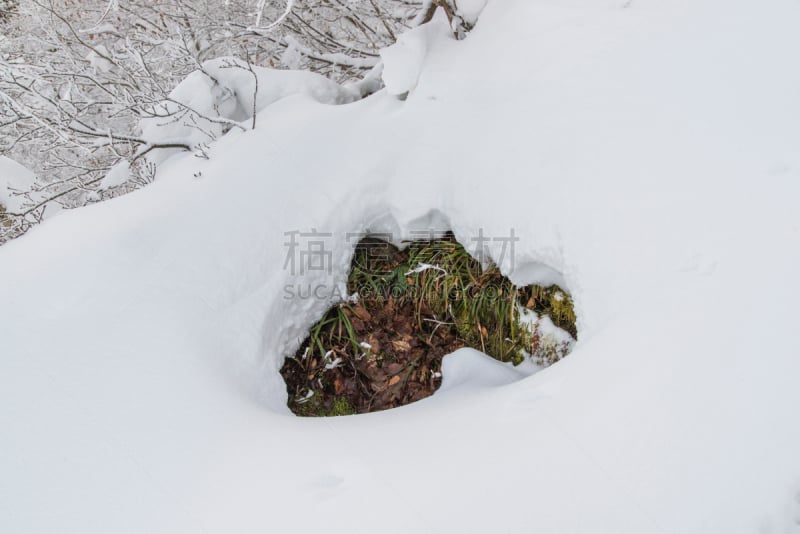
[0,156,34,212]
[3,1,800,533]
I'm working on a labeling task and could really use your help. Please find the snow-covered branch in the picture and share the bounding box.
[0,0,420,244]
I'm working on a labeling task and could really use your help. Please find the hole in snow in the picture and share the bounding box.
[280,232,577,417]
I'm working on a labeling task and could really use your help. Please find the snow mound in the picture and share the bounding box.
[380,20,451,96]
[439,348,534,391]
[140,57,361,161]
[0,156,34,212]
[456,0,488,26]
[99,160,131,190]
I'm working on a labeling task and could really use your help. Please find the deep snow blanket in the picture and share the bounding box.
[2,1,800,533]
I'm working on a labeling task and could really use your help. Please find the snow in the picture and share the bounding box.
[519,307,575,364]
[85,44,114,73]
[99,160,130,190]
[139,57,360,164]
[439,348,534,391]
[3,0,800,533]
[379,20,449,96]
[404,262,447,275]
[456,0,488,26]
[0,155,34,212]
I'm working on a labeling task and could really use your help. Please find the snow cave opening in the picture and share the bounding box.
[279,230,577,417]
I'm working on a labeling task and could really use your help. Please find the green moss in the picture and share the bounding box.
[292,392,326,417]
[520,285,577,337]
[328,396,356,417]
[292,393,356,417]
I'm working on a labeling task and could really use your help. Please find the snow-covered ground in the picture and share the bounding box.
[2,0,800,532]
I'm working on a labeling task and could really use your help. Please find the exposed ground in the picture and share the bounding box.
[281,234,576,416]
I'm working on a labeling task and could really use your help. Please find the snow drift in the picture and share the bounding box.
[2,1,800,533]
